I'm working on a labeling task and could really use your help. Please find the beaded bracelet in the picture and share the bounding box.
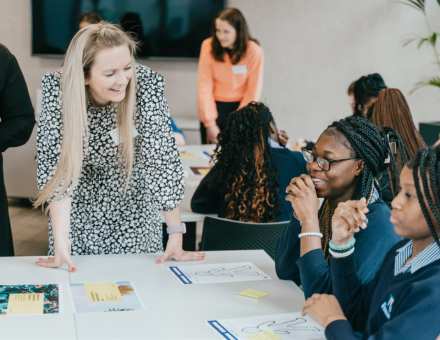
[329,245,354,254]
[329,247,355,258]
[298,232,323,239]
[329,237,356,251]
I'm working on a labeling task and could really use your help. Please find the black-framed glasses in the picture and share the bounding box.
[301,148,359,171]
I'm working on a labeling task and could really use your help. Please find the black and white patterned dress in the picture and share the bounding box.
[37,64,184,255]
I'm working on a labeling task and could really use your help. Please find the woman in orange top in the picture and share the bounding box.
[198,8,264,144]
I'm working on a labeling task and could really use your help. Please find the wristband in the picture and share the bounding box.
[329,245,354,254]
[298,232,323,238]
[166,223,186,234]
[329,247,355,258]
[329,237,356,251]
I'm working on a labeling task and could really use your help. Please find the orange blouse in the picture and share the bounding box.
[197,38,264,128]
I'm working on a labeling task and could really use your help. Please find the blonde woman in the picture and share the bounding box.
[35,22,204,271]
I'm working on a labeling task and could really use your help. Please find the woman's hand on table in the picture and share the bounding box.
[332,198,369,246]
[156,233,205,264]
[36,238,76,272]
[285,174,320,225]
[302,293,347,328]
[206,125,220,144]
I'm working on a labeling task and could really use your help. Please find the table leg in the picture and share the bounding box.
[162,222,196,251]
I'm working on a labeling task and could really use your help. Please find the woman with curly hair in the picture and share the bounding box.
[191,102,308,222]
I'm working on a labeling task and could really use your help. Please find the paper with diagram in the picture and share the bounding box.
[167,262,271,285]
[206,312,325,340]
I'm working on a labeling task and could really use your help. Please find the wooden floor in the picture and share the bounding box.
[8,198,49,256]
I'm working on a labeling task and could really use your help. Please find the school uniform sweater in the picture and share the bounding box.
[197,38,264,128]
[326,239,440,340]
[190,146,308,222]
[275,199,401,298]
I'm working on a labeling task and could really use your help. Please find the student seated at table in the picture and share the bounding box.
[351,73,387,118]
[371,88,427,207]
[191,101,308,222]
[302,145,440,340]
[275,116,403,298]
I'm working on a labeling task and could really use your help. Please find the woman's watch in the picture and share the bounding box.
[166,223,187,234]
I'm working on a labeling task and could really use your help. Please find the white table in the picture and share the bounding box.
[0,251,306,340]
[0,257,76,340]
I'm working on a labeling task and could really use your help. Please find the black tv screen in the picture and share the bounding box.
[32,0,225,59]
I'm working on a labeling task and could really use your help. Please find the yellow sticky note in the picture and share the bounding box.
[246,330,281,340]
[7,293,45,315]
[180,152,196,159]
[197,168,210,176]
[237,288,270,299]
[83,282,123,302]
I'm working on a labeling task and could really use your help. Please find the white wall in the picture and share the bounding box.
[1,0,439,196]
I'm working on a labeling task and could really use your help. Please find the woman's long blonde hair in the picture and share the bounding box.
[35,22,138,210]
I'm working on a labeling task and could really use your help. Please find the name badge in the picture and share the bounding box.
[109,125,139,145]
[232,65,247,74]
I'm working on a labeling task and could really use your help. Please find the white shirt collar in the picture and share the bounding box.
[269,138,283,149]
[394,240,440,276]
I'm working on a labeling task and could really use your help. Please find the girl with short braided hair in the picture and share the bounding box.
[275,116,402,299]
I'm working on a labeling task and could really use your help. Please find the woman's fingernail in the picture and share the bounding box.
[36,262,39,264]
[157,260,161,264]
[39,258,42,260]
[72,267,76,272]
[362,222,367,228]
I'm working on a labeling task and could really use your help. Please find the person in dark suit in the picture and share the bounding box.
[0,44,35,256]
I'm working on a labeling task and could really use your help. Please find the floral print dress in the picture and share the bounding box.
[37,64,184,255]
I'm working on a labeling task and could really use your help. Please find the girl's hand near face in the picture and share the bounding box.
[285,174,320,225]
[278,129,289,147]
[302,294,347,328]
[332,198,369,245]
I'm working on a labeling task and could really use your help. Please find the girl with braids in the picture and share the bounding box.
[275,116,401,299]
[351,73,387,118]
[301,146,440,339]
[191,102,308,222]
[372,89,426,167]
[371,88,426,205]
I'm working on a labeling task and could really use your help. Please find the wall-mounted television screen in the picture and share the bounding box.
[32,0,225,59]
